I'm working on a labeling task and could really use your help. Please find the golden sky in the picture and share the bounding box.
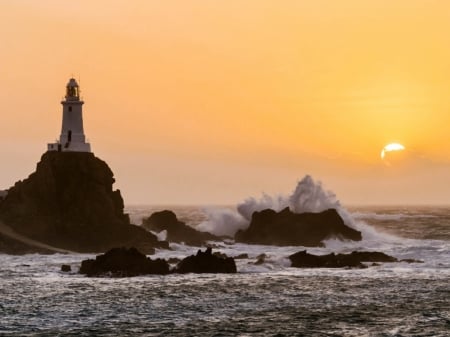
[1,1,450,204]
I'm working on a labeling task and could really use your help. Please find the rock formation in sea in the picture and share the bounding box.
[235,207,362,247]
[0,151,168,254]
[288,250,398,268]
[142,210,221,246]
[79,247,170,277]
[175,247,237,273]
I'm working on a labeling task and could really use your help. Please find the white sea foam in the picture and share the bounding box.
[197,207,247,237]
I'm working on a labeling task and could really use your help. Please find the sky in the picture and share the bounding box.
[0,0,450,205]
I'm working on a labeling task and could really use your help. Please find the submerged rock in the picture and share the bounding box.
[142,210,220,246]
[79,247,170,277]
[0,151,167,254]
[175,247,237,274]
[289,250,398,268]
[254,253,267,265]
[235,207,362,247]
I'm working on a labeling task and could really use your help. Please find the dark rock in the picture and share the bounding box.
[234,253,249,259]
[167,257,181,264]
[347,251,397,263]
[213,251,228,259]
[61,264,71,272]
[0,152,168,254]
[235,207,362,247]
[254,253,267,265]
[175,247,237,274]
[79,247,170,277]
[142,210,221,246]
[400,258,424,263]
[289,250,399,268]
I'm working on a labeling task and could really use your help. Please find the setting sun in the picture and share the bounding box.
[380,143,406,160]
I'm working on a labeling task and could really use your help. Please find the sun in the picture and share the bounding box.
[380,143,405,160]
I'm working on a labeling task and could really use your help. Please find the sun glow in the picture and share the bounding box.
[381,143,405,159]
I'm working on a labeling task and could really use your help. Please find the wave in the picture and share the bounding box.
[198,175,356,237]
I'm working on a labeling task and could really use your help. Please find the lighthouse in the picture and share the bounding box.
[47,78,91,153]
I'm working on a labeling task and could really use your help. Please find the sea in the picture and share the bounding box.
[0,205,449,336]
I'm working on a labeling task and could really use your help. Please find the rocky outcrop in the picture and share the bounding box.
[0,152,167,254]
[175,247,237,273]
[235,207,362,247]
[79,247,170,277]
[142,210,221,246]
[289,250,398,268]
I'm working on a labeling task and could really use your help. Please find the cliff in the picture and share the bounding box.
[0,151,166,254]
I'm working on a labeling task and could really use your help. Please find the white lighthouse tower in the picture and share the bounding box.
[48,78,91,153]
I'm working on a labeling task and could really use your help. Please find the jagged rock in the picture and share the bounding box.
[142,210,220,246]
[234,253,249,259]
[235,207,362,247]
[79,247,170,277]
[0,152,167,254]
[175,247,237,273]
[61,264,71,272]
[289,250,399,268]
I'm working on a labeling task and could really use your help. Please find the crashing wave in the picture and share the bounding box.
[198,175,356,237]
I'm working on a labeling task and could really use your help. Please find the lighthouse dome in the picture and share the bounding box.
[65,78,80,100]
[67,78,79,87]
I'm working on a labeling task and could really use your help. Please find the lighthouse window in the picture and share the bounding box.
[68,106,72,112]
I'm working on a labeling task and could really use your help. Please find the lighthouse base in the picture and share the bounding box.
[48,141,91,153]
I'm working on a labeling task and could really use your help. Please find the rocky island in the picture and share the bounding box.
[0,151,167,254]
[142,210,221,246]
[235,207,362,247]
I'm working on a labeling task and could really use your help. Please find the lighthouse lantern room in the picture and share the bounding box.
[47,78,91,153]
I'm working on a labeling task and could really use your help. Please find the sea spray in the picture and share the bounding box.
[198,175,358,237]
[198,207,248,237]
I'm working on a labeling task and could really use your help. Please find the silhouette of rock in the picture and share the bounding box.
[79,247,170,277]
[61,264,71,272]
[175,247,237,273]
[0,152,167,254]
[289,250,398,268]
[142,210,220,246]
[235,207,362,247]
[400,258,423,263]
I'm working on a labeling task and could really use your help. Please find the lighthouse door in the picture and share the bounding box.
[68,130,72,142]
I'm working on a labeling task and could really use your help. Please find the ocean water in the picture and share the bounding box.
[1,206,449,336]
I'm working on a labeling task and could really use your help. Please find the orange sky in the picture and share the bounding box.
[1,1,450,205]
